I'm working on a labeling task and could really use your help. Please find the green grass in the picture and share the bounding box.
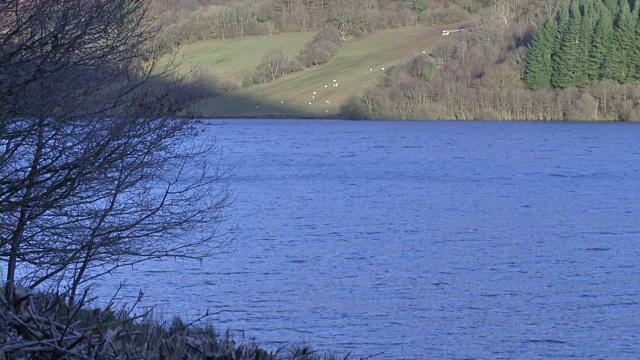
[177,32,315,84]
[178,24,464,118]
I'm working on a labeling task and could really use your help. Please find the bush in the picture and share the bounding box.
[312,28,343,46]
[298,40,339,67]
[340,96,373,120]
[220,80,239,92]
[296,28,343,68]
[253,49,302,82]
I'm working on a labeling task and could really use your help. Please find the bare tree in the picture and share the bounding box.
[0,0,232,308]
[256,48,301,81]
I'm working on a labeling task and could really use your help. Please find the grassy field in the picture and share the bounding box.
[178,24,464,118]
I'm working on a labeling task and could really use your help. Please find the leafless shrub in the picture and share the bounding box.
[256,49,303,82]
[298,41,340,67]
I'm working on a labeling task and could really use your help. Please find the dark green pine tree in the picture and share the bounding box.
[602,0,636,83]
[588,8,614,81]
[575,0,598,86]
[525,17,558,90]
[632,12,640,79]
[604,0,620,16]
[630,0,640,79]
[551,0,570,87]
[552,0,584,88]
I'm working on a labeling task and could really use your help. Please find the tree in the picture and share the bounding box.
[633,12,640,79]
[525,17,557,90]
[552,0,583,88]
[602,0,636,83]
[328,0,380,38]
[587,6,614,81]
[256,48,301,81]
[575,0,597,87]
[551,0,570,86]
[1,0,232,307]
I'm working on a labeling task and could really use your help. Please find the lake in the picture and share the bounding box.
[99,120,640,359]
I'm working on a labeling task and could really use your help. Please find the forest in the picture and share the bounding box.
[153,0,481,44]
[525,0,640,89]
[341,0,640,121]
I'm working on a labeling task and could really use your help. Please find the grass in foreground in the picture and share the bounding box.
[0,290,359,360]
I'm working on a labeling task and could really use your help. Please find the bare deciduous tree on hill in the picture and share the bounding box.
[0,0,232,309]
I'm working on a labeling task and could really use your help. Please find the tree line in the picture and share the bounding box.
[526,0,640,90]
[341,0,640,121]
[153,0,480,45]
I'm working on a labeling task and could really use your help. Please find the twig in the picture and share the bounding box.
[360,352,384,360]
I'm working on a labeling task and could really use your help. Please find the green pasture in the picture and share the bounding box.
[178,24,460,117]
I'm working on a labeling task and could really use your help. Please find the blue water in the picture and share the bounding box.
[103,120,640,359]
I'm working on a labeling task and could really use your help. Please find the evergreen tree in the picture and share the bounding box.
[551,0,570,86]
[632,12,640,79]
[604,0,620,15]
[588,8,614,81]
[552,0,583,88]
[525,18,558,90]
[576,0,597,86]
[602,0,636,82]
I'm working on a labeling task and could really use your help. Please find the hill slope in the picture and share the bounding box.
[179,24,464,118]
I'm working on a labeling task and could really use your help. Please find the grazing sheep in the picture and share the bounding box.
[309,102,312,105]
[332,79,336,82]
[381,67,385,71]
[313,92,316,95]
[324,85,328,87]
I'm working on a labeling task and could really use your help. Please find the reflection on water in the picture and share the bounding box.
[98,120,640,359]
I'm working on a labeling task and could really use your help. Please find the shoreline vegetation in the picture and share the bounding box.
[0,289,354,360]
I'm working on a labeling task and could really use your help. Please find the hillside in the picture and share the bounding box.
[178,24,466,118]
